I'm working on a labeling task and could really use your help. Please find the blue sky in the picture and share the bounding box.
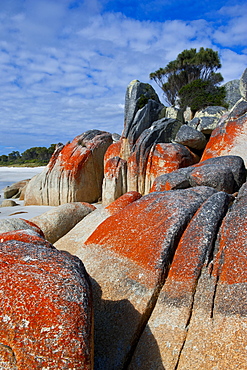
[0,0,247,155]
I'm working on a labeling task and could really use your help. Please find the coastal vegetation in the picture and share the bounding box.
[150,47,227,115]
[0,144,56,167]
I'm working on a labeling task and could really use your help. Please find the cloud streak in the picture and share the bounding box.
[0,0,246,154]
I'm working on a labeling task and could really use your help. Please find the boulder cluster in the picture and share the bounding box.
[1,69,247,369]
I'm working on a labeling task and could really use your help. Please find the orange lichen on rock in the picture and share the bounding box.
[104,140,122,164]
[86,187,216,279]
[212,197,247,285]
[106,191,142,215]
[0,239,93,369]
[147,143,198,179]
[104,157,125,178]
[201,115,247,162]
[0,230,53,248]
[164,192,230,300]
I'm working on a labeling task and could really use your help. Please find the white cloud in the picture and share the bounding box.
[0,0,246,155]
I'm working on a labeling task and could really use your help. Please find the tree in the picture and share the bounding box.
[179,78,226,116]
[150,47,225,110]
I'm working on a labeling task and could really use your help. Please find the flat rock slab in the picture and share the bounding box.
[0,235,93,369]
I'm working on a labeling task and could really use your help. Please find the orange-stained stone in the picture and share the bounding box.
[104,156,125,178]
[201,114,247,165]
[106,191,142,215]
[25,130,112,205]
[104,140,122,164]
[145,143,198,193]
[0,230,53,248]
[86,187,216,279]
[0,238,93,369]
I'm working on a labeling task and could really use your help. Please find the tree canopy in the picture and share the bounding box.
[150,47,226,112]
[0,144,56,166]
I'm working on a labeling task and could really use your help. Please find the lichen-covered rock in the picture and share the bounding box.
[174,124,207,150]
[129,191,232,370]
[0,237,93,369]
[151,155,246,194]
[71,187,216,369]
[0,218,44,236]
[55,191,142,254]
[0,229,54,248]
[240,68,247,99]
[127,118,183,194]
[144,143,198,193]
[150,167,193,192]
[30,202,96,244]
[175,185,247,369]
[223,79,241,109]
[189,106,227,134]
[102,157,127,205]
[201,99,247,166]
[24,130,113,206]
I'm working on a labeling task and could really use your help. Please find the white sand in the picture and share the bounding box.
[0,167,54,220]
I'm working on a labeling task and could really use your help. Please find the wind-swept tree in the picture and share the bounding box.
[150,47,225,110]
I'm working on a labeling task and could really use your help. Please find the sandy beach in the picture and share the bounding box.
[0,167,53,220]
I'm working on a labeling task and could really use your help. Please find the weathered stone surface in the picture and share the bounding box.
[227,98,247,120]
[0,229,54,249]
[175,187,247,369]
[102,157,127,205]
[130,191,231,370]
[165,106,179,119]
[194,155,246,190]
[201,100,247,166]
[223,79,241,109]
[240,68,247,99]
[123,80,162,141]
[191,106,227,134]
[151,155,246,194]
[189,165,235,193]
[3,179,30,199]
[30,202,96,244]
[144,143,198,193]
[24,130,113,206]
[174,124,207,150]
[127,118,183,194]
[70,187,216,369]
[150,167,193,192]
[0,218,44,236]
[0,237,93,369]
[126,99,164,148]
[0,200,19,207]
[55,191,142,253]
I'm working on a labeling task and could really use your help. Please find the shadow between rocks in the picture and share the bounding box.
[91,277,165,370]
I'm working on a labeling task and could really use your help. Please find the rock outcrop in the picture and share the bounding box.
[201,69,247,166]
[30,202,96,244]
[188,106,227,134]
[55,191,142,254]
[102,80,195,203]
[0,231,93,369]
[3,179,30,199]
[2,70,247,369]
[24,130,113,206]
[60,187,217,369]
[224,79,241,109]
[151,155,246,193]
